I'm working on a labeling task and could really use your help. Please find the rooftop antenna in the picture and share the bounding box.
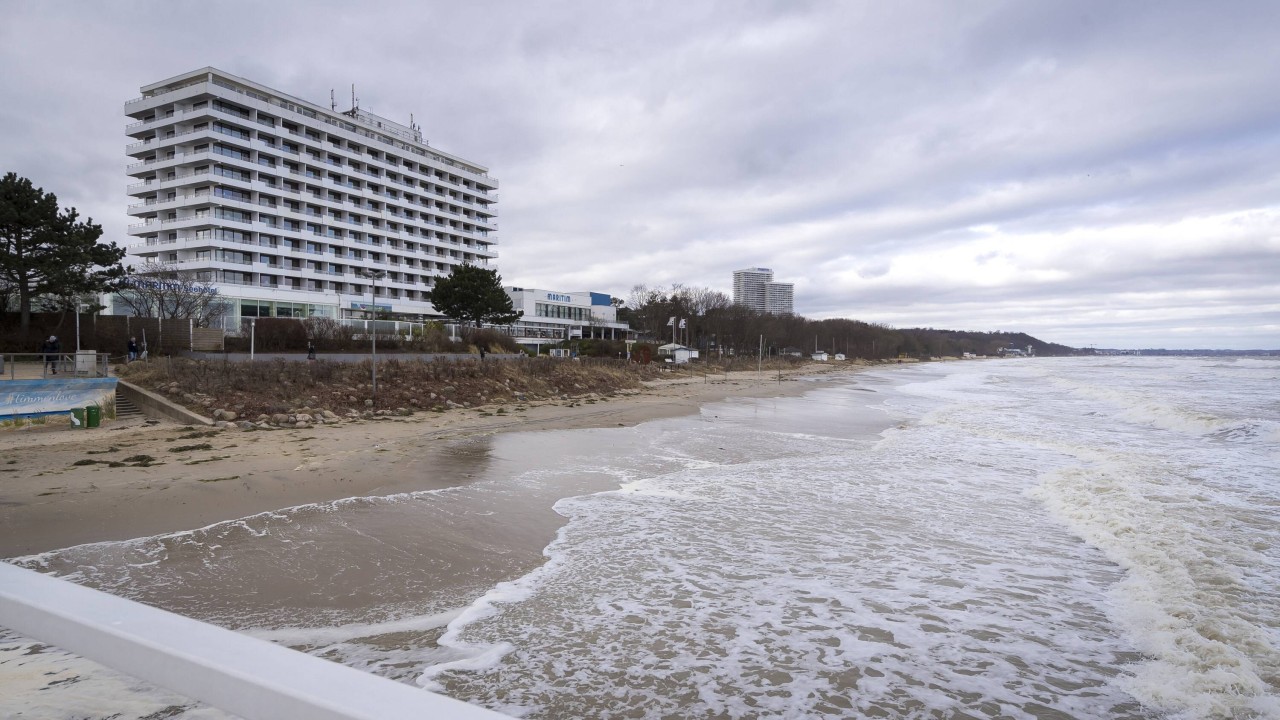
[330,89,336,111]
[352,84,358,111]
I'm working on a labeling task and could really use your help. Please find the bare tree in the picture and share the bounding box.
[114,260,228,327]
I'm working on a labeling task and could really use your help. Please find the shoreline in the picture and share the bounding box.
[1,362,882,558]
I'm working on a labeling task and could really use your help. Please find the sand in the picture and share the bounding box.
[0,363,875,558]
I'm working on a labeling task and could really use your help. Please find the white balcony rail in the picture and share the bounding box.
[0,562,503,720]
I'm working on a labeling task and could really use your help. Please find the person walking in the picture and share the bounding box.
[41,335,61,375]
[128,337,139,363]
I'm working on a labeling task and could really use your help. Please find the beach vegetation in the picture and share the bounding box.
[186,456,230,465]
[118,354,676,419]
[121,454,157,466]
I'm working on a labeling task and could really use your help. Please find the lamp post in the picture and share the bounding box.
[356,268,386,397]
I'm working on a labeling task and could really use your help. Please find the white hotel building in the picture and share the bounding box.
[123,67,498,324]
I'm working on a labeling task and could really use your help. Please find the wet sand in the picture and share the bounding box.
[1,364,872,558]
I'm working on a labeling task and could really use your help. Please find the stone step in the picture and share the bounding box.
[115,390,144,419]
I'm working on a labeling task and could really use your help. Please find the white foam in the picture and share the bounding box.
[245,609,463,646]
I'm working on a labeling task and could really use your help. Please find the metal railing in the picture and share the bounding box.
[0,562,503,719]
[0,352,111,380]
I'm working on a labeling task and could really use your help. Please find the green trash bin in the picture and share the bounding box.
[71,407,86,428]
[86,405,101,428]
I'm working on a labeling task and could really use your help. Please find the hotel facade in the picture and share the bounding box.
[123,68,498,325]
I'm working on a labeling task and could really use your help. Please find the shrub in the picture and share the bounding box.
[251,318,309,351]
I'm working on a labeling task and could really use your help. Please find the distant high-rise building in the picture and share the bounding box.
[765,281,794,315]
[733,267,771,312]
[732,267,794,315]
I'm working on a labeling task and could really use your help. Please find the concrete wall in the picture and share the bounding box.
[117,380,213,426]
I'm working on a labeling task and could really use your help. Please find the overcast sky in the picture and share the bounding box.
[3,1,1278,349]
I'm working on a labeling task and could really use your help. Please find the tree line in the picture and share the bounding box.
[624,284,1078,358]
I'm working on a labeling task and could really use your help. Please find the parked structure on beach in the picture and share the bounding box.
[732,267,794,315]
[122,67,498,326]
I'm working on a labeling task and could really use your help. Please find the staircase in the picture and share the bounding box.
[115,389,145,420]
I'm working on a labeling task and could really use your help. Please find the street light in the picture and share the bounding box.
[356,268,386,397]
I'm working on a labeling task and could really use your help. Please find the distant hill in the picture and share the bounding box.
[897,328,1079,357]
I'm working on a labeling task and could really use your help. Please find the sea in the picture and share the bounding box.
[3,356,1277,719]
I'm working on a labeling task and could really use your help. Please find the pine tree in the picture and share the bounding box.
[0,172,127,334]
[425,264,520,327]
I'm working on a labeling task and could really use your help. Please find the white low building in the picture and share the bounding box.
[657,343,698,364]
[503,287,632,346]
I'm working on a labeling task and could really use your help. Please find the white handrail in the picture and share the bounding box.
[0,562,503,719]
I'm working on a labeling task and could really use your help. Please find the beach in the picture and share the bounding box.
[0,363,863,558]
[2,361,890,720]
[6,356,1275,719]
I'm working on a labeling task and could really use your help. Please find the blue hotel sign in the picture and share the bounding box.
[546,292,572,303]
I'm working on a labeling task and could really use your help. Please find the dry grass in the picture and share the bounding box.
[118,356,670,418]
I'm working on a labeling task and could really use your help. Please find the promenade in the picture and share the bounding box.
[0,352,114,381]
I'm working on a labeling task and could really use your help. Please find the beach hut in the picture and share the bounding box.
[658,343,697,364]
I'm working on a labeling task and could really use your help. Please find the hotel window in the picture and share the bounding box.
[241,300,268,317]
